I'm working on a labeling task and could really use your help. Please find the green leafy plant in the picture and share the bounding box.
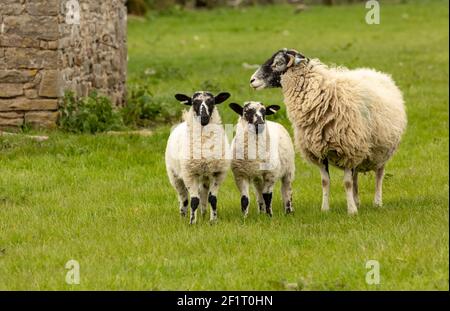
[59,91,124,134]
[121,84,182,128]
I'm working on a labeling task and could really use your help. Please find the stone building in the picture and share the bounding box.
[0,0,127,129]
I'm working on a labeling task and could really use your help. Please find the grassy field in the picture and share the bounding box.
[0,1,448,290]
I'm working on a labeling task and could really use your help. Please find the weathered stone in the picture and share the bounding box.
[92,76,107,89]
[0,34,41,48]
[23,72,42,89]
[0,1,24,15]
[0,111,24,127]
[24,111,59,128]
[26,0,59,16]
[0,0,127,128]
[24,89,38,99]
[0,70,38,83]
[0,111,23,119]
[0,83,24,98]
[3,15,59,41]
[40,40,48,50]
[48,40,58,50]
[39,70,60,98]
[0,98,58,111]
[0,116,24,127]
[3,49,58,69]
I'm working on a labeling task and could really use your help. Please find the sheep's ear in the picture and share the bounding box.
[266,105,281,115]
[214,92,231,105]
[175,94,192,105]
[294,52,307,65]
[229,103,243,116]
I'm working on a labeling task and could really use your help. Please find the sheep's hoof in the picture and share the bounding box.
[285,207,294,215]
[258,203,265,213]
[373,200,383,208]
[180,209,187,217]
[266,209,273,217]
[321,204,330,212]
[347,208,358,216]
[242,208,249,218]
[209,217,218,224]
[189,217,197,225]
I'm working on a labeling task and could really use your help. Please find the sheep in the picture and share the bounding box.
[229,101,296,217]
[250,48,407,214]
[165,91,231,224]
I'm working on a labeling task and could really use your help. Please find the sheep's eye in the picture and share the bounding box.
[273,59,284,67]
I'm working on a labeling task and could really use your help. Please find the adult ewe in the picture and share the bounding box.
[229,101,295,217]
[250,49,407,214]
[165,91,231,224]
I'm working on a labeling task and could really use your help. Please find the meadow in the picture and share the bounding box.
[0,1,448,290]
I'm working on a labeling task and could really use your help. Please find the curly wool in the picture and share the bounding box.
[231,119,295,181]
[166,108,230,181]
[181,108,230,177]
[281,59,407,171]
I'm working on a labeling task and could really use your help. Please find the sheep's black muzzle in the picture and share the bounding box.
[254,123,265,134]
[200,116,210,126]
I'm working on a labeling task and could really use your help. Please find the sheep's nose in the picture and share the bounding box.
[250,78,256,83]
[201,116,209,126]
[255,124,265,134]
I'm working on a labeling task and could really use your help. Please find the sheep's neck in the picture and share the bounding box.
[183,108,226,160]
[235,119,271,161]
[280,60,335,127]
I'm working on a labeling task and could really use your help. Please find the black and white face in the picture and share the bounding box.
[250,49,306,90]
[175,91,231,126]
[229,101,281,134]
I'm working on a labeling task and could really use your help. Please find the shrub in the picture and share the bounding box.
[122,84,182,128]
[59,91,124,134]
[127,0,149,16]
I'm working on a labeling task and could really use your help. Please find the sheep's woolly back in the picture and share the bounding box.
[165,108,230,180]
[231,119,295,180]
[281,59,407,170]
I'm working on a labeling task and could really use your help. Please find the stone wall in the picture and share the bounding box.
[0,0,127,130]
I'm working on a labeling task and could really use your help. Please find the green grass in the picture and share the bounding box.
[0,1,448,290]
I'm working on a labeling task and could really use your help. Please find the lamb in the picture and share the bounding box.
[250,49,407,214]
[165,91,231,224]
[229,101,296,217]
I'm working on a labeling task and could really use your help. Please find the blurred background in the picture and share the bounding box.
[126,0,400,15]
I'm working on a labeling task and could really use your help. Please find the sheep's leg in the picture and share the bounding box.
[343,168,358,215]
[374,166,384,207]
[262,176,276,217]
[208,172,226,222]
[319,159,330,212]
[253,179,265,213]
[352,169,359,207]
[168,172,189,216]
[199,179,210,218]
[186,175,200,224]
[235,176,250,217]
[281,173,294,214]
